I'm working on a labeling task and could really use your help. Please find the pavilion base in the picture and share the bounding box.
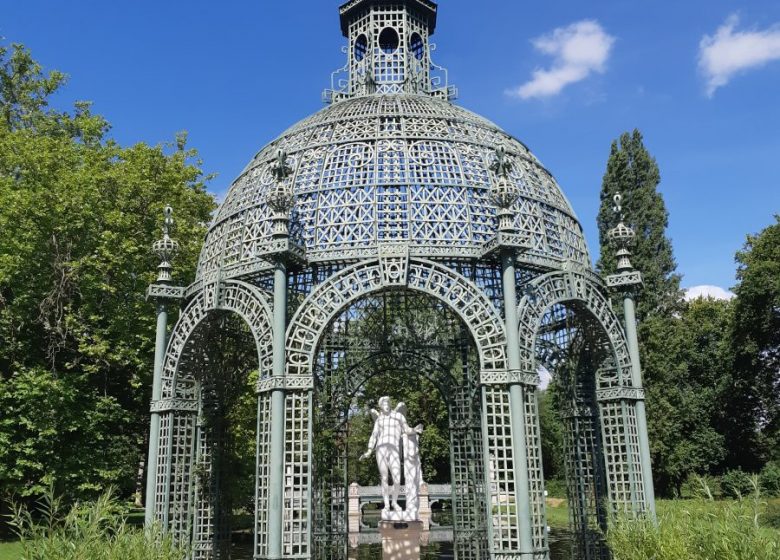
[379,520,423,560]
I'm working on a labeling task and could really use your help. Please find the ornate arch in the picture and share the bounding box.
[517,270,633,387]
[516,269,649,531]
[159,279,274,401]
[285,253,508,378]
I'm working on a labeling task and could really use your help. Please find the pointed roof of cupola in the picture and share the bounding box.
[339,0,438,36]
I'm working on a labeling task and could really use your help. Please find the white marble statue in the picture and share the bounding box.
[360,396,423,521]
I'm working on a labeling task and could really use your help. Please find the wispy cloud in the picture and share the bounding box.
[684,285,735,301]
[699,14,780,97]
[507,20,615,100]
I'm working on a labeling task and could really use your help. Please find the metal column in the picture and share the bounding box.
[623,295,656,519]
[144,303,168,525]
[267,261,288,557]
[501,249,535,557]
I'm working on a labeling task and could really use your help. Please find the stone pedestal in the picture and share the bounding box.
[348,483,361,533]
[379,520,423,560]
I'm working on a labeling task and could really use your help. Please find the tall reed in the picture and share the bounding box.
[607,477,780,560]
[9,489,186,560]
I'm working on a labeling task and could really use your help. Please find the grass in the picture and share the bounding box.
[0,541,22,560]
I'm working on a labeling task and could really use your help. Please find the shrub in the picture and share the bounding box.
[763,500,780,530]
[9,489,186,560]
[760,463,780,497]
[544,478,567,499]
[680,473,721,499]
[721,469,755,499]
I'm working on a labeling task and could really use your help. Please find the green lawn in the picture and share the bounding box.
[0,541,22,560]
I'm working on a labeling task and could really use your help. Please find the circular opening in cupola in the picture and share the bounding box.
[410,32,424,60]
[354,34,368,61]
[378,27,400,54]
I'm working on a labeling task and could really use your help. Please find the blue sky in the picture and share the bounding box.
[3,0,779,293]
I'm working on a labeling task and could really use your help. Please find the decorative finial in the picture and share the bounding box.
[152,206,180,283]
[489,147,521,233]
[266,150,296,238]
[613,193,623,220]
[607,192,636,273]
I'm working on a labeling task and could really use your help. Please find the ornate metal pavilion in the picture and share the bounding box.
[144,1,655,559]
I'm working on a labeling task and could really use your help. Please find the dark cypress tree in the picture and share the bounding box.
[597,130,683,318]
[596,130,691,496]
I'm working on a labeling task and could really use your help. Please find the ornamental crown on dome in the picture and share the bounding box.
[325,0,456,103]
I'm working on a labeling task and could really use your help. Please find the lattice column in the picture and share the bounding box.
[152,403,199,547]
[283,387,314,558]
[261,149,310,559]
[481,147,547,559]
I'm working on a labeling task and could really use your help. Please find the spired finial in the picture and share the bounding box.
[152,205,180,283]
[613,193,623,220]
[266,150,297,238]
[607,192,637,273]
[489,148,521,233]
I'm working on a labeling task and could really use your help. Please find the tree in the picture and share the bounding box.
[641,298,731,495]
[0,43,215,505]
[725,216,780,469]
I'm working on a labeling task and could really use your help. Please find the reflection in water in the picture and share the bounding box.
[230,514,576,560]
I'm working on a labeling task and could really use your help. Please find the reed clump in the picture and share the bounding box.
[607,477,780,560]
[9,489,185,560]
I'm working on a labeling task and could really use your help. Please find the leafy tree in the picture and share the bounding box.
[538,384,565,483]
[725,216,780,469]
[641,298,731,495]
[0,43,215,507]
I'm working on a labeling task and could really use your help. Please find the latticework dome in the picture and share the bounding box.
[196,94,590,281]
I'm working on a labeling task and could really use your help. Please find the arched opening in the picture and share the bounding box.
[310,289,488,560]
[378,27,400,54]
[354,34,368,62]
[168,310,261,559]
[409,32,425,60]
[534,303,612,560]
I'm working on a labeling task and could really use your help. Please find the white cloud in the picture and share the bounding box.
[684,285,735,301]
[699,14,780,97]
[507,20,615,100]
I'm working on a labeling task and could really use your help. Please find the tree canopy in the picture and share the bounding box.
[0,43,215,504]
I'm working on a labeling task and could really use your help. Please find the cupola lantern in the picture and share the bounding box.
[326,0,455,101]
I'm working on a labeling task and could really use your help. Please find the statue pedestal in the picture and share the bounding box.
[379,520,423,560]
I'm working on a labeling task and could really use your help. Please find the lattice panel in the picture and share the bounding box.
[482,385,520,551]
[192,413,215,560]
[450,383,489,560]
[166,411,197,545]
[598,400,635,511]
[283,391,312,558]
[254,393,272,558]
[523,388,548,553]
